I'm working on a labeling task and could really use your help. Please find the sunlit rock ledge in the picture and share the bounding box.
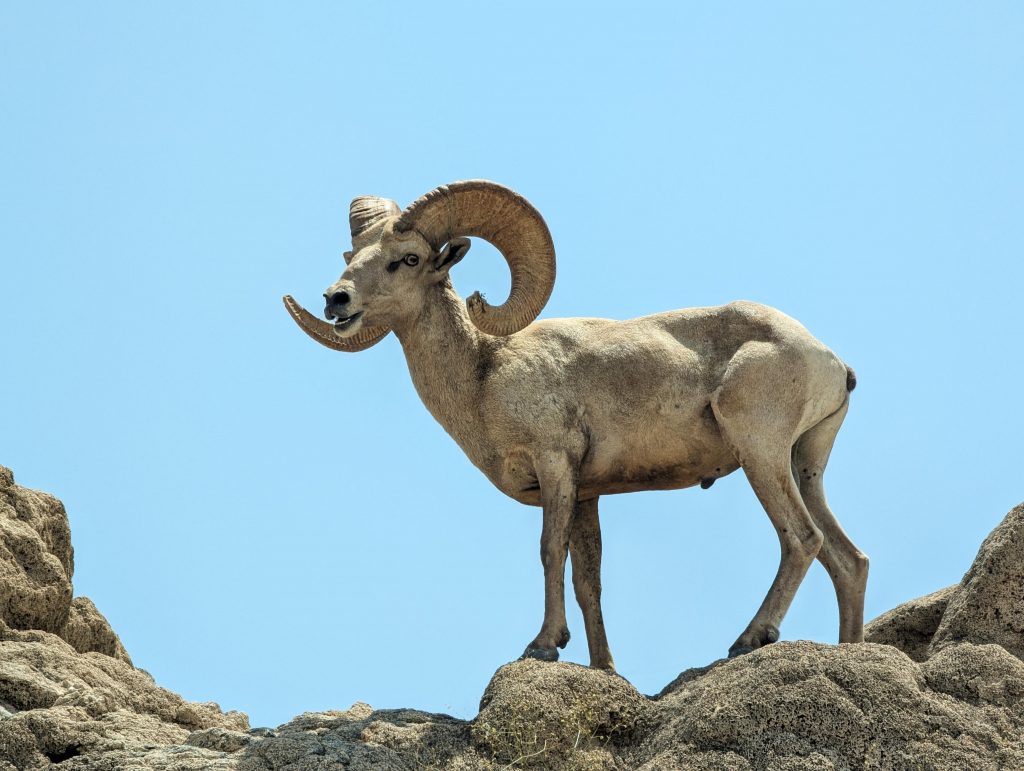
[3,464,1024,771]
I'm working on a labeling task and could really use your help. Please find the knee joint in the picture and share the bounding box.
[786,527,823,560]
[805,528,824,555]
[541,544,568,570]
[853,550,869,579]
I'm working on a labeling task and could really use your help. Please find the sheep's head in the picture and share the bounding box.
[283,180,556,351]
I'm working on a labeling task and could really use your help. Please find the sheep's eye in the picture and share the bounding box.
[403,254,420,267]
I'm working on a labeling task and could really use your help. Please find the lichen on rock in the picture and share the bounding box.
[472,658,649,768]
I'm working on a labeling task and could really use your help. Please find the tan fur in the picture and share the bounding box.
[292,195,867,668]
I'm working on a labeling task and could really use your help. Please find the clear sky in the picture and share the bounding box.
[2,3,1022,729]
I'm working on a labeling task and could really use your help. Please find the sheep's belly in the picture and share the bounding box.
[579,434,740,499]
[500,430,739,506]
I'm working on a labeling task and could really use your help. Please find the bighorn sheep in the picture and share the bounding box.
[284,180,867,669]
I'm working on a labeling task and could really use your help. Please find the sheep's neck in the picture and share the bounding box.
[394,284,490,460]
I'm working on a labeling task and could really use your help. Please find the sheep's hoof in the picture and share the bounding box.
[728,624,780,658]
[521,645,560,662]
[727,644,753,658]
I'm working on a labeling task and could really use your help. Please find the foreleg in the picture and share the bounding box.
[570,497,614,670]
[522,451,578,662]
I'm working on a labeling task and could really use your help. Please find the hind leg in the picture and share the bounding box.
[793,399,868,643]
[723,456,824,656]
[711,435,825,656]
[712,345,825,657]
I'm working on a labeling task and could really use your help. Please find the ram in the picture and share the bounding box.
[284,180,866,669]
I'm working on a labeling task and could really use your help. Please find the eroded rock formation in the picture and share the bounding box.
[0,466,73,635]
[2,464,1023,770]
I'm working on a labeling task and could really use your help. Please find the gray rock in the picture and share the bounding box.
[864,585,957,661]
[61,743,238,771]
[636,749,752,770]
[232,704,487,771]
[931,502,1024,660]
[186,727,255,753]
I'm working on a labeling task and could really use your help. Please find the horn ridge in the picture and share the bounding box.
[282,295,390,352]
[395,180,556,337]
[349,196,400,239]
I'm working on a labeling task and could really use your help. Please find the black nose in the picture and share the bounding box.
[323,291,351,320]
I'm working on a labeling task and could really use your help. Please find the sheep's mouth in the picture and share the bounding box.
[332,311,364,334]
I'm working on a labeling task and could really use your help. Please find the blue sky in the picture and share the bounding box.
[2,3,1022,728]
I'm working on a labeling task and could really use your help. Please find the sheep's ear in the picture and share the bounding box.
[343,250,354,265]
[432,237,471,275]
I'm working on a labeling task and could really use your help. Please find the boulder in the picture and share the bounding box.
[0,467,73,634]
[922,641,1024,707]
[930,502,1024,660]
[864,585,957,662]
[471,658,649,769]
[638,640,1024,770]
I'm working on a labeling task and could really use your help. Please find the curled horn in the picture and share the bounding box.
[282,296,390,352]
[282,195,397,352]
[349,196,400,240]
[394,180,556,336]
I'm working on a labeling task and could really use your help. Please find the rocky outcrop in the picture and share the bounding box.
[0,620,247,769]
[864,585,957,662]
[3,464,1024,770]
[638,640,1024,770]
[930,502,1024,659]
[0,467,245,771]
[0,467,73,635]
[0,468,129,663]
[45,702,481,771]
[58,598,132,665]
[472,658,648,768]
[862,502,1024,666]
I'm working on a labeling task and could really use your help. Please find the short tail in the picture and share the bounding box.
[846,366,857,392]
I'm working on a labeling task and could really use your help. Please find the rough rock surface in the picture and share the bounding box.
[0,468,130,664]
[0,467,73,634]
[58,597,132,665]
[472,658,649,768]
[864,585,957,662]
[4,466,1024,770]
[0,620,247,769]
[636,640,1024,770]
[930,502,1024,659]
